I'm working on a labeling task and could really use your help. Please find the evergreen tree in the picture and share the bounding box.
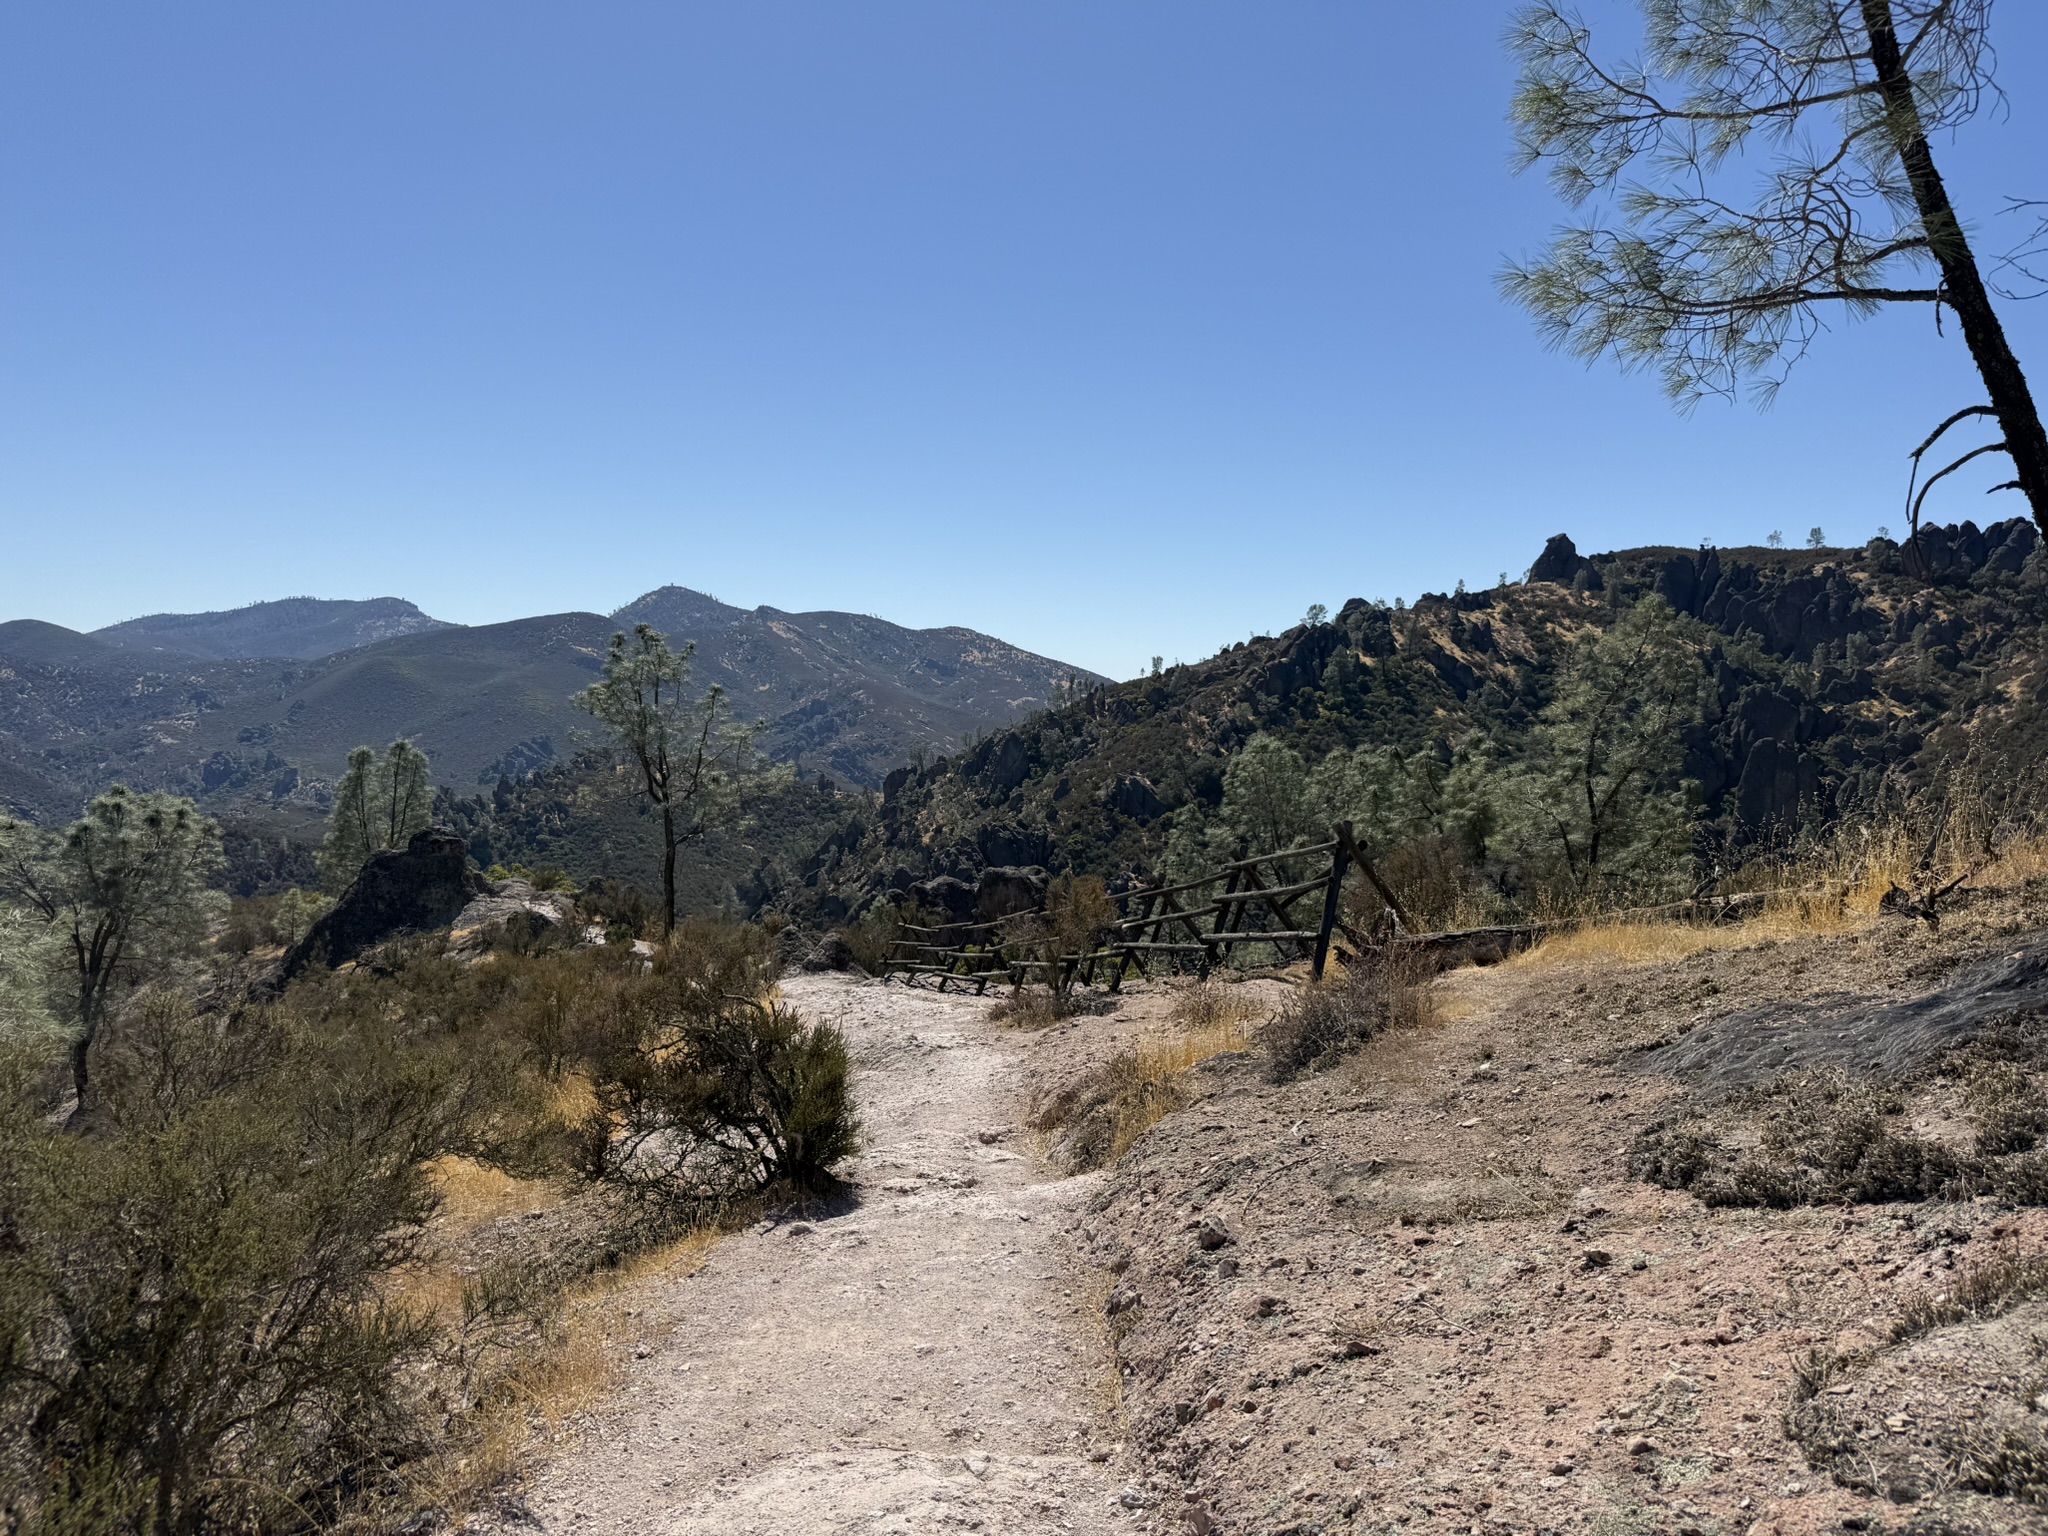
[1505,1,2048,532]
[0,788,223,1101]
[319,739,432,891]
[1509,596,1708,901]
[1214,734,1314,856]
[577,625,769,936]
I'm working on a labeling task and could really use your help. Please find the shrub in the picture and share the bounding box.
[1264,950,1433,1082]
[0,983,507,1533]
[1631,1070,1966,1207]
[578,877,655,945]
[839,902,905,976]
[574,924,856,1205]
[578,997,859,1205]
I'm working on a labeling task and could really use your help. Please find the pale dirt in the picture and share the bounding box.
[485,974,1152,1536]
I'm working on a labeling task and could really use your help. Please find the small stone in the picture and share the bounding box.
[1629,1253,1649,1271]
[1218,1257,1240,1279]
[1582,1249,1613,1269]
[1197,1215,1235,1251]
[1118,1487,1157,1510]
[1550,1459,1575,1477]
[1627,1436,1657,1456]
[1333,1453,1358,1470]
[785,1222,814,1237]
[963,1453,990,1479]
[978,1129,1003,1145]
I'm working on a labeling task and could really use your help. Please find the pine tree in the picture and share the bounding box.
[1509,596,1708,901]
[1505,1,2048,532]
[0,788,223,1100]
[318,739,433,891]
[576,625,769,936]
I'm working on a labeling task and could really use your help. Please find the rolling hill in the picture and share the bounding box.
[0,590,1108,835]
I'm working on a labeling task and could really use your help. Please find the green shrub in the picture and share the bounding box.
[0,985,494,1533]
[575,927,858,1206]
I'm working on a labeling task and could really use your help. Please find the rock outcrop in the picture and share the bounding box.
[282,828,485,977]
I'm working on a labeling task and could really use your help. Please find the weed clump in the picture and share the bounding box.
[1264,952,1432,1083]
[1030,1000,1254,1172]
[1631,1070,1965,1206]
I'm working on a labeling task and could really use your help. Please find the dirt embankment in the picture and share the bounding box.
[1065,902,2048,1536]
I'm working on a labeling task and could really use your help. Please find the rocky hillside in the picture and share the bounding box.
[0,589,1106,831]
[778,520,2048,922]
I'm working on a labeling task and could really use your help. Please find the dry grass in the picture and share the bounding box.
[1890,1244,2048,1343]
[420,1225,719,1518]
[1032,1014,1252,1171]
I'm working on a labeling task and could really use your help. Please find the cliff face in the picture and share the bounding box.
[781,522,2048,922]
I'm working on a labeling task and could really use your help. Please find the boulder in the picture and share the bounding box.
[1105,774,1167,822]
[801,931,862,973]
[986,734,1033,794]
[976,865,1048,923]
[447,879,577,952]
[907,875,978,925]
[976,819,1050,868]
[282,829,485,977]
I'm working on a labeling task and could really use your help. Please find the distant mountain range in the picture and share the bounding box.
[0,589,1106,825]
[93,597,453,659]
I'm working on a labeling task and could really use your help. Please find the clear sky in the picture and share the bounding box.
[4,2,2045,680]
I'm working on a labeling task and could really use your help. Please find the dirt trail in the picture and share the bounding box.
[492,974,1146,1536]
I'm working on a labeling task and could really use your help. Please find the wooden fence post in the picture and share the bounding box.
[1311,824,1350,980]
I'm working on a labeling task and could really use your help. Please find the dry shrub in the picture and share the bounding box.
[1966,1059,2048,1156]
[418,1225,718,1512]
[1032,1019,1251,1172]
[1264,950,1434,1083]
[1890,1245,2048,1343]
[1632,1069,1966,1207]
[1168,976,1258,1033]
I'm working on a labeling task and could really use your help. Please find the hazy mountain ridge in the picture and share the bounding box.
[93,596,452,659]
[0,589,1108,827]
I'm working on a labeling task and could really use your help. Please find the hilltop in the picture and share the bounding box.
[778,519,2048,923]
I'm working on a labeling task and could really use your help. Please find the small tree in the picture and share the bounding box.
[1216,734,1314,856]
[319,739,432,892]
[1505,1,2048,533]
[577,625,767,937]
[1511,596,1708,901]
[0,788,222,1102]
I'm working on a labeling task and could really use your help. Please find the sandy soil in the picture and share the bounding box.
[484,973,1151,1536]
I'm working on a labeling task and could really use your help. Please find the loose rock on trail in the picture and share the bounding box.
[487,974,1144,1535]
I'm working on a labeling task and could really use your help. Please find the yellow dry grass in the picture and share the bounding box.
[1104,1016,1252,1161]
[424,1225,719,1519]
[1510,823,2048,974]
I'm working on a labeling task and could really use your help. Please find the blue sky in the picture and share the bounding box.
[3,2,2045,679]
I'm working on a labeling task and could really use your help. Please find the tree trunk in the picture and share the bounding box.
[1862,0,2048,533]
[661,800,678,939]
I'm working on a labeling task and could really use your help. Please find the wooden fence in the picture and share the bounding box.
[881,823,1406,993]
[880,824,1794,994]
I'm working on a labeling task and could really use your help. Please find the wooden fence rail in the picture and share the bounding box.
[881,823,1404,992]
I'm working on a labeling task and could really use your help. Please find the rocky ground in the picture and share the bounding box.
[480,895,2048,1535]
[1078,896,2048,1536]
